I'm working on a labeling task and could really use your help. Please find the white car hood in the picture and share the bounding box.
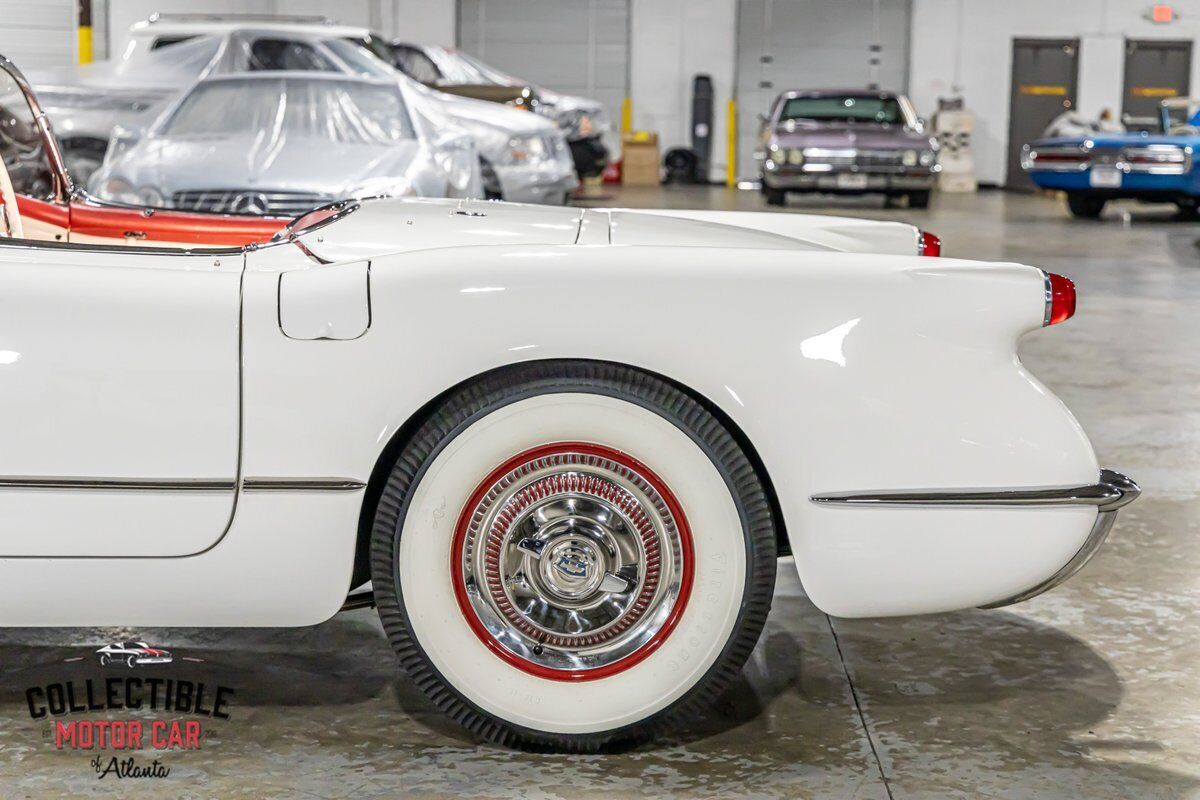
[289,198,921,263]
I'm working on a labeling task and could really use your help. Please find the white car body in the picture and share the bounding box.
[0,195,1133,626]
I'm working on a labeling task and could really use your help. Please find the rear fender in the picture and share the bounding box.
[241,245,1098,618]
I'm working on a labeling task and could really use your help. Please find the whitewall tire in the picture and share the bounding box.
[370,361,777,751]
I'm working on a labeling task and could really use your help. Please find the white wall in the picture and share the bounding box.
[910,0,1200,185]
[629,0,737,183]
[0,0,76,69]
[380,0,456,44]
[103,0,455,51]
[104,0,380,54]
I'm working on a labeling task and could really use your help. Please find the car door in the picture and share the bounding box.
[0,239,241,557]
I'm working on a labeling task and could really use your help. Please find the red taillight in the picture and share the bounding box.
[919,230,941,256]
[1045,272,1076,326]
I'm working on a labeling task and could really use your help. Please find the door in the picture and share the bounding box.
[1123,39,1192,132]
[1006,38,1079,190]
[457,0,630,142]
[0,242,241,557]
[735,0,913,179]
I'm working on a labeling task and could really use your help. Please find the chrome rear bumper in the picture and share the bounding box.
[810,469,1141,608]
[980,469,1140,608]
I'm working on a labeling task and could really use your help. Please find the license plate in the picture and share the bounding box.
[1090,167,1122,188]
[836,173,869,190]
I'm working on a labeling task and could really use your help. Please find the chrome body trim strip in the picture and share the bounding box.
[1042,269,1054,327]
[979,507,1120,609]
[0,477,233,492]
[981,470,1139,608]
[809,469,1139,510]
[0,477,365,492]
[810,470,1140,608]
[242,478,366,492]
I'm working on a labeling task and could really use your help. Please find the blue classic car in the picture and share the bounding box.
[1022,98,1199,218]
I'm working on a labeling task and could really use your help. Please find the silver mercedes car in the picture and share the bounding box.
[88,73,482,215]
[36,15,577,205]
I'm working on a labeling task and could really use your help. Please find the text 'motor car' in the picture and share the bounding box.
[760,89,939,207]
[0,173,1137,749]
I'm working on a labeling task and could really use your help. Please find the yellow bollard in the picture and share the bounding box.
[725,99,737,188]
[78,0,93,64]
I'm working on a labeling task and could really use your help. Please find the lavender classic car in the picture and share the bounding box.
[759,90,939,207]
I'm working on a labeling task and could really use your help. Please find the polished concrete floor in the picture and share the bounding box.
[1,188,1197,799]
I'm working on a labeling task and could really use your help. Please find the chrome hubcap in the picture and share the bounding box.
[456,446,688,675]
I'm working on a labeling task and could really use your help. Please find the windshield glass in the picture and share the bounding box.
[322,38,396,79]
[0,70,55,199]
[163,77,415,143]
[245,37,337,72]
[779,95,907,125]
[424,47,519,86]
[347,34,397,65]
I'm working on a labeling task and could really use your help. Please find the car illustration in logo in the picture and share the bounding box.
[95,641,173,668]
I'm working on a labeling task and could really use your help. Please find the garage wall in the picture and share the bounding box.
[630,0,736,183]
[382,0,456,44]
[910,0,1200,186]
[0,0,76,69]
[735,0,912,179]
[458,0,630,141]
[104,0,379,55]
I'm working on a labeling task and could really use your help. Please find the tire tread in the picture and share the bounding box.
[369,360,777,752]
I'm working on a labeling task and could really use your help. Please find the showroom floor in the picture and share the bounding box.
[1,189,1196,800]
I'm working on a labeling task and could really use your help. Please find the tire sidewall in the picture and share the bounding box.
[371,363,776,749]
[396,392,746,734]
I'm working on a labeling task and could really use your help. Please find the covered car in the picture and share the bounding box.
[386,41,613,178]
[51,19,575,206]
[209,28,578,205]
[89,73,482,216]
[1022,97,1200,218]
[0,52,283,246]
[759,90,939,207]
[29,35,225,184]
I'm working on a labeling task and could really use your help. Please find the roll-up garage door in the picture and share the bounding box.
[0,0,76,69]
[735,0,912,180]
[457,0,630,139]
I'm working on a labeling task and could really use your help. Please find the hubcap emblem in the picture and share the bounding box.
[554,549,590,579]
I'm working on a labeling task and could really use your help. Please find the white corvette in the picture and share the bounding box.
[0,183,1137,750]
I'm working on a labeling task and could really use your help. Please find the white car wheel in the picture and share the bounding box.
[370,361,777,751]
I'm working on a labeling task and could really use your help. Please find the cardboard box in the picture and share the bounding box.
[621,131,661,186]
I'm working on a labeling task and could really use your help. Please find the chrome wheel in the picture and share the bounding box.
[453,442,692,679]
